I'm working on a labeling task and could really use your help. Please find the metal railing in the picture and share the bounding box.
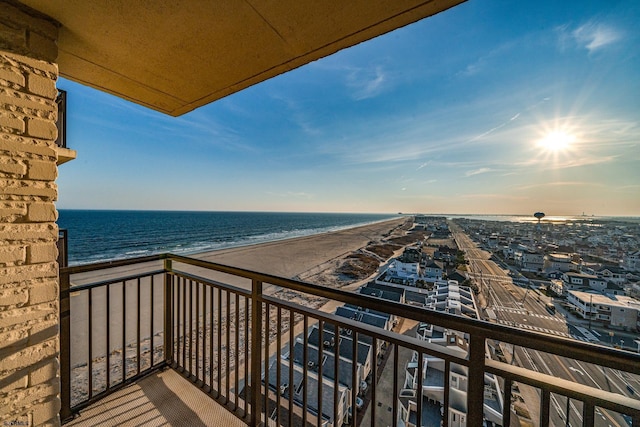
[60,254,640,426]
[55,89,67,148]
[57,228,68,268]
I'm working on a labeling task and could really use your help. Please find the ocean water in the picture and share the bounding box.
[57,210,400,266]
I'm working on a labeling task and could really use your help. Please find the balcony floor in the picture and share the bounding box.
[65,368,247,427]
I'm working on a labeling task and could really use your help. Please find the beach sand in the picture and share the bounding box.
[192,217,409,281]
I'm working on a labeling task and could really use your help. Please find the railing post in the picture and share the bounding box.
[59,269,72,422]
[467,334,485,426]
[164,258,173,365]
[250,279,263,426]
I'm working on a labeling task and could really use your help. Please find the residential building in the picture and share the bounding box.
[424,281,479,319]
[596,265,628,285]
[562,271,608,292]
[544,253,579,273]
[424,260,444,280]
[624,250,640,272]
[265,357,349,427]
[567,291,640,331]
[518,249,544,272]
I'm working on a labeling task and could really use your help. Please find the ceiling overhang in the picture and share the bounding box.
[20,0,464,116]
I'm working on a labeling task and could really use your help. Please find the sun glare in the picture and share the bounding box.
[537,130,575,152]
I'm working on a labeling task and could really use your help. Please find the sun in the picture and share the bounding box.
[537,130,575,152]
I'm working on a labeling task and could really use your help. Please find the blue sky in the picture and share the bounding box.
[57,0,640,216]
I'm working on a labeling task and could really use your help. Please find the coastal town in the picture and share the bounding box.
[265,214,640,426]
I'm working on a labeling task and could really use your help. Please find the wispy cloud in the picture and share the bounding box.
[465,167,494,177]
[346,66,388,100]
[516,181,602,191]
[458,41,516,77]
[517,154,618,170]
[573,21,622,52]
[466,98,549,143]
[269,93,321,136]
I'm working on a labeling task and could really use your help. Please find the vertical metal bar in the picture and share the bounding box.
[333,325,340,427]
[582,401,595,427]
[289,310,294,427]
[189,279,193,376]
[150,275,154,368]
[170,276,182,368]
[195,281,200,381]
[467,334,485,426]
[540,390,551,427]
[209,286,214,392]
[503,377,512,427]
[136,277,141,376]
[176,276,181,367]
[235,292,240,410]
[351,329,358,427]
[122,281,126,381]
[164,258,173,365]
[170,274,175,364]
[244,296,249,415]
[182,278,187,371]
[370,336,377,427]
[443,359,450,427]
[88,288,93,399]
[201,284,205,382]
[417,350,423,427]
[217,287,222,394]
[318,320,324,427]
[302,314,308,427]
[276,307,282,425]
[59,269,72,421]
[106,284,111,388]
[263,303,270,421]
[226,290,231,402]
[392,344,399,427]
[250,280,263,427]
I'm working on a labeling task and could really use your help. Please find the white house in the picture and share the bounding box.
[544,253,579,273]
[562,272,607,292]
[567,291,640,332]
[597,266,627,285]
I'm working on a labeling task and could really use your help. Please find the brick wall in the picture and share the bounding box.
[1,2,61,426]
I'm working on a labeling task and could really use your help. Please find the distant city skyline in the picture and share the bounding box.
[57,0,640,216]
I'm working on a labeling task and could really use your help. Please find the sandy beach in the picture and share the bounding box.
[192,216,409,283]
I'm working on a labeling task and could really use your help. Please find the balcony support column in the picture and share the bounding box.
[467,334,485,426]
[250,279,263,426]
[0,2,62,426]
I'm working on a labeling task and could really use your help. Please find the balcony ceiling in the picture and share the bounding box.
[21,0,464,116]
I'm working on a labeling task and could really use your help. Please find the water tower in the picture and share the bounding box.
[534,212,545,231]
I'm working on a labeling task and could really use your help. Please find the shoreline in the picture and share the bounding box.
[189,217,410,281]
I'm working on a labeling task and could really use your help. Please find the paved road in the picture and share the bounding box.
[450,222,637,427]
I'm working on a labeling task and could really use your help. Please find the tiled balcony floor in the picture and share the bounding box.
[65,368,247,427]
